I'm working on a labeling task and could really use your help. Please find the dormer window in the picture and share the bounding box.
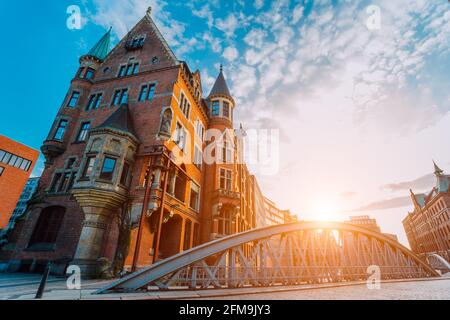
[125,35,146,50]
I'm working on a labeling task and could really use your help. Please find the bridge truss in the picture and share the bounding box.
[97,222,439,293]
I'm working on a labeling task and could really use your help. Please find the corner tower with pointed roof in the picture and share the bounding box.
[208,66,235,129]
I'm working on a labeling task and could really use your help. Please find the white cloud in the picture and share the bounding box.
[215,14,238,38]
[223,46,239,61]
[292,4,304,24]
[254,0,264,10]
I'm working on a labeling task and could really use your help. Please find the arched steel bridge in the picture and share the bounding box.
[96,221,439,294]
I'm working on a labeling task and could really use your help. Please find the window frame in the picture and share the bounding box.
[211,100,220,116]
[76,121,91,142]
[53,119,68,141]
[189,182,201,212]
[82,156,96,179]
[99,156,117,181]
[219,168,232,191]
[67,91,80,108]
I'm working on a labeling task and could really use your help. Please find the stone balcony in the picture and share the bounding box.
[41,139,66,165]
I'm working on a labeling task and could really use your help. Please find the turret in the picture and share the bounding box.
[207,65,235,127]
[76,27,112,80]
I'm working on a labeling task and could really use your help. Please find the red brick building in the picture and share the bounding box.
[0,8,281,277]
[0,135,39,230]
[403,163,450,263]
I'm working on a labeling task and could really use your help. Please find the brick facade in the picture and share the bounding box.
[0,135,39,229]
[0,8,286,277]
[403,163,450,263]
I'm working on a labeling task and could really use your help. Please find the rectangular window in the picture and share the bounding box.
[174,123,187,151]
[221,141,233,163]
[86,93,103,111]
[174,175,187,203]
[86,95,95,111]
[212,101,220,116]
[99,157,116,181]
[220,169,232,191]
[180,93,191,119]
[53,119,68,141]
[112,89,128,106]
[194,145,203,170]
[8,155,18,166]
[112,90,121,106]
[223,102,230,118]
[126,64,133,76]
[58,172,71,192]
[196,121,205,141]
[120,89,128,105]
[0,151,32,172]
[0,166,4,176]
[119,65,126,77]
[76,122,90,142]
[120,162,130,186]
[77,67,85,78]
[49,173,62,193]
[20,160,31,171]
[190,183,200,211]
[82,157,96,178]
[132,63,140,74]
[67,173,77,191]
[94,93,103,109]
[85,68,95,80]
[68,91,80,108]
[138,86,148,102]
[139,84,156,102]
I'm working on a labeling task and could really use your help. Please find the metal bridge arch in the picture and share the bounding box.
[97,221,439,293]
[426,254,450,273]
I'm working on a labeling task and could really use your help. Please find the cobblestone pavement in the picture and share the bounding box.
[1,273,449,300]
[197,278,450,300]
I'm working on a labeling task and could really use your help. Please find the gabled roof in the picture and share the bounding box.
[83,28,111,62]
[208,67,232,99]
[97,104,138,140]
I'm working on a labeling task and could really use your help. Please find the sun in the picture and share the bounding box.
[314,203,338,222]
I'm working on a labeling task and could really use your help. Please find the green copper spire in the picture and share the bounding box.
[84,27,112,62]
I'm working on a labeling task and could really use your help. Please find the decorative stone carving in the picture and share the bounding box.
[159,108,173,139]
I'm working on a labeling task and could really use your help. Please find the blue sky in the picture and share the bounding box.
[1,0,449,245]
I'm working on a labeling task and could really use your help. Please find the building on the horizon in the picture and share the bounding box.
[0,135,39,230]
[0,8,288,277]
[403,162,450,263]
[263,197,298,226]
[346,216,381,233]
[346,215,399,242]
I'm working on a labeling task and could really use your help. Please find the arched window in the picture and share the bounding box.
[29,206,65,246]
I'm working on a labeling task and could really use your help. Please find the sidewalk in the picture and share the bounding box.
[11,276,450,300]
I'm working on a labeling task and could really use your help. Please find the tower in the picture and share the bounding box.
[200,67,255,243]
